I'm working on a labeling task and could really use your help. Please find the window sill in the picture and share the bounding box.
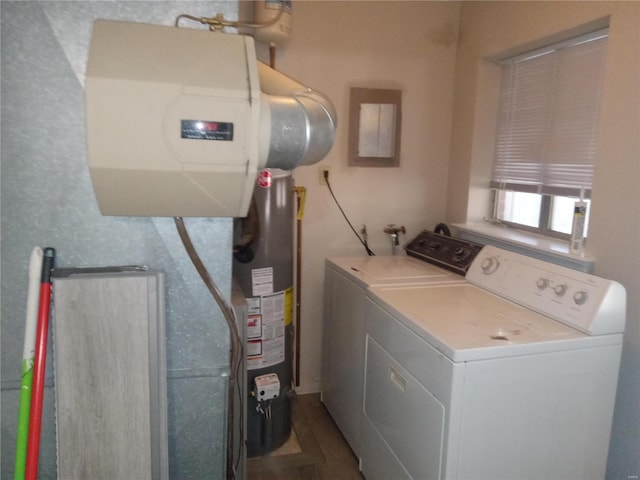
[452,222,596,273]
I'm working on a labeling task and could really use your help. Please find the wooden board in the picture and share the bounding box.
[53,272,167,480]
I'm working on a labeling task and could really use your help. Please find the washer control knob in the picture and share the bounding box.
[454,247,469,260]
[554,284,568,296]
[536,278,550,290]
[480,256,499,274]
[574,291,589,305]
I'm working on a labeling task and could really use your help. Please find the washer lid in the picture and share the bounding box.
[326,255,463,289]
[368,284,622,362]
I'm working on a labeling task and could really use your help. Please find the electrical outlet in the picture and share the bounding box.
[319,166,331,185]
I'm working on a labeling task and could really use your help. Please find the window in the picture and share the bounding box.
[490,29,608,240]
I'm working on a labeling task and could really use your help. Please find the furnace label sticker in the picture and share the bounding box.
[246,290,285,370]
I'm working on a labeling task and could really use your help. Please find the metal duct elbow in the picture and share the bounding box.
[257,62,337,170]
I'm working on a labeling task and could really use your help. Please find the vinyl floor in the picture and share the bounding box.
[247,393,364,480]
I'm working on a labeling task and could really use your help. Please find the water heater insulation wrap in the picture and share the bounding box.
[85,20,336,218]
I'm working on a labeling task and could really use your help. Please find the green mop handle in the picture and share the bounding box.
[14,247,43,480]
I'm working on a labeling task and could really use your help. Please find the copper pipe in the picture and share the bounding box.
[269,43,276,69]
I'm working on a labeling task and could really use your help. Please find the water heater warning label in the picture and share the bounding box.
[246,291,286,370]
[181,119,233,140]
[251,267,273,296]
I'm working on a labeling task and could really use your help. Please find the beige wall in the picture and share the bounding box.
[448,2,640,478]
[256,1,462,392]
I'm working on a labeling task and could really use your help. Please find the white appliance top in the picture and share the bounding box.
[326,255,463,289]
[367,246,626,362]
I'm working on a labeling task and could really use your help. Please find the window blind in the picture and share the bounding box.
[491,30,608,199]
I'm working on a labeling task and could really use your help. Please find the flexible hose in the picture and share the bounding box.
[434,223,452,237]
[174,217,243,480]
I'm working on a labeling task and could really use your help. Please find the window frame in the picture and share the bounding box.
[491,190,572,241]
[488,28,607,242]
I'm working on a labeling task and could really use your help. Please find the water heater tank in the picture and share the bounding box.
[85,20,335,218]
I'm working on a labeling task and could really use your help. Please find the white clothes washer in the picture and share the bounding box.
[361,245,626,480]
[322,231,483,460]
